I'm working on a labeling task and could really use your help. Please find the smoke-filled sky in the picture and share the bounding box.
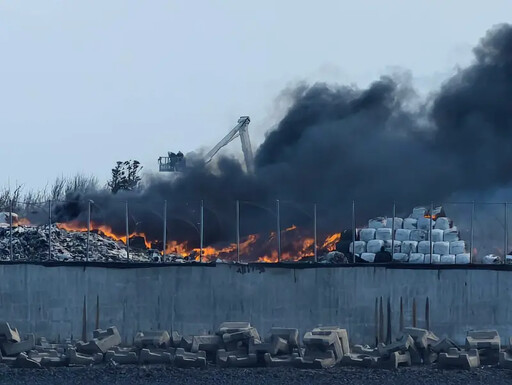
[2,0,512,192]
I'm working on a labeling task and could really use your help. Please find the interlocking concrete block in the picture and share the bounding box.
[304,331,343,362]
[105,350,139,364]
[191,335,222,353]
[28,349,60,359]
[227,353,258,367]
[438,348,480,369]
[499,351,512,369]
[293,349,336,369]
[1,333,36,356]
[179,336,193,351]
[68,348,102,366]
[170,331,181,347]
[378,351,411,369]
[139,348,172,364]
[216,348,248,367]
[13,352,41,369]
[465,330,501,350]
[263,352,300,367]
[77,327,121,354]
[217,322,251,335]
[222,328,260,345]
[249,335,289,356]
[377,335,414,357]
[352,345,380,356]
[341,353,379,368]
[422,349,438,365]
[431,337,459,354]
[134,331,170,349]
[37,337,52,349]
[313,327,350,355]
[0,322,20,343]
[40,356,68,367]
[403,327,439,349]
[174,348,206,368]
[269,328,299,348]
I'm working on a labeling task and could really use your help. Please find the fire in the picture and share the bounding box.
[18,218,31,226]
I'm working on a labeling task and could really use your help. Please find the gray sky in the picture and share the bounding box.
[1,0,511,191]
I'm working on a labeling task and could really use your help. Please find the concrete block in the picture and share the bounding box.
[465,330,501,350]
[313,327,350,355]
[263,352,299,367]
[377,335,414,357]
[68,348,101,366]
[28,349,60,359]
[179,336,193,351]
[499,351,512,369]
[403,327,439,349]
[0,322,20,343]
[378,351,411,369]
[175,348,206,368]
[217,322,251,335]
[222,327,260,344]
[217,348,248,367]
[422,349,438,365]
[170,331,181,347]
[227,353,258,367]
[438,348,480,369]
[352,345,380,356]
[13,352,41,369]
[293,349,336,369]
[431,337,459,354]
[104,350,139,364]
[249,335,289,356]
[191,335,222,353]
[304,331,343,362]
[341,353,378,368]
[269,328,299,348]
[40,356,68,367]
[1,333,36,356]
[78,326,121,354]
[134,330,170,349]
[139,348,172,364]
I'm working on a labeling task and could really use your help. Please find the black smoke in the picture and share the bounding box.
[53,24,512,251]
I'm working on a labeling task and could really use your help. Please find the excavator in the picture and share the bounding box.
[158,116,255,173]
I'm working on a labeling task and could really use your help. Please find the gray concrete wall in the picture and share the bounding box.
[0,263,509,344]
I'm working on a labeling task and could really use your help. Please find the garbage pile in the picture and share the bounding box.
[1,321,512,370]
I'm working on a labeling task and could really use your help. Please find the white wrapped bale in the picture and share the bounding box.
[385,217,403,229]
[401,241,418,254]
[410,207,427,219]
[444,228,459,242]
[449,240,465,255]
[384,240,401,253]
[417,217,435,230]
[456,253,470,264]
[418,241,431,254]
[440,254,456,264]
[434,241,450,255]
[350,241,366,255]
[367,240,385,253]
[410,229,429,242]
[409,253,425,264]
[431,229,444,242]
[359,228,376,242]
[393,253,409,262]
[482,254,499,264]
[368,217,387,229]
[427,254,441,264]
[375,228,392,241]
[361,253,375,263]
[395,229,411,241]
[403,218,417,230]
[434,217,451,230]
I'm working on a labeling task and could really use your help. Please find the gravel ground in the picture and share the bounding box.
[1,365,512,385]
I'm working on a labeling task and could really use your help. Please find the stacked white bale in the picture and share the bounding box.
[427,254,441,263]
[410,207,427,219]
[385,217,403,229]
[417,217,435,230]
[368,217,387,229]
[393,253,409,262]
[449,240,465,255]
[359,228,376,242]
[417,241,431,254]
[444,228,459,242]
[395,229,411,242]
[401,241,418,254]
[434,217,451,230]
[455,253,470,264]
[361,253,375,263]
[434,241,450,255]
[410,229,429,242]
[440,254,456,264]
[431,229,444,242]
[384,240,401,253]
[375,228,392,241]
[350,241,366,255]
[367,240,385,253]
[403,218,417,230]
[409,253,425,263]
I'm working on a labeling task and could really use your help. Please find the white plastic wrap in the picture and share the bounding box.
[385,217,403,229]
[434,217,451,230]
[431,229,444,242]
[393,253,409,262]
[449,240,465,255]
[482,254,499,264]
[361,253,376,263]
[410,207,427,219]
[408,253,425,264]
[368,217,387,229]
[440,254,456,264]
[395,229,411,242]
[417,241,431,254]
[350,241,366,255]
[401,240,418,254]
[359,228,376,242]
[417,217,435,230]
[375,228,392,241]
[367,239,385,253]
[410,229,429,242]
[456,253,470,264]
[444,228,459,242]
[403,218,418,230]
[434,241,450,255]
[384,240,402,253]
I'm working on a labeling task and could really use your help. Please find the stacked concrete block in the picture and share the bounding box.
[431,229,444,242]
[215,322,261,367]
[68,348,103,366]
[401,241,418,254]
[456,254,470,264]
[375,228,392,241]
[170,331,181,348]
[175,348,207,368]
[313,327,350,355]
[440,255,456,264]
[465,330,500,364]
[431,338,460,354]
[383,240,401,254]
[0,322,20,343]
[105,349,138,364]
[1,333,35,356]
[262,328,301,367]
[13,352,41,369]
[410,230,429,242]
[450,241,466,255]
[392,253,409,262]
[349,241,366,255]
[403,218,417,229]
[444,228,459,242]
[403,327,439,364]
[369,218,387,229]
[438,348,480,369]
[360,228,376,242]
[294,329,344,368]
[499,338,512,369]
[417,217,435,231]
[418,241,431,254]
[435,217,451,230]
[76,326,121,354]
[434,242,450,255]
[134,330,170,349]
[361,253,375,263]
[139,348,173,364]
[367,240,385,253]
[385,217,403,230]
[408,253,425,264]
[395,229,411,242]
[191,335,222,354]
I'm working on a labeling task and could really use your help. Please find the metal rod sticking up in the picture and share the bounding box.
[200,200,204,263]
[399,297,404,332]
[9,199,13,260]
[48,200,52,261]
[314,203,318,263]
[276,199,281,263]
[86,200,91,263]
[391,202,396,259]
[125,201,130,262]
[429,202,434,264]
[505,202,508,263]
[470,201,475,264]
[163,200,167,260]
[386,297,392,344]
[425,297,430,330]
[412,298,417,328]
[352,200,356,263]
[236,200,240,263]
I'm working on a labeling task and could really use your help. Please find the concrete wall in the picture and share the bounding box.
[0,263,509,344]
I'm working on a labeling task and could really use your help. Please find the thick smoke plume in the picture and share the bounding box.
[54,24,512,250]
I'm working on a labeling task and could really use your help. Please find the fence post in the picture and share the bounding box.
[9,199,13,260]
[48,199,52,260]
[200,200,204,263]
[313,203,318,263]
[352,200,356,263]
[391,202,396,259]
[276,199,281,263]
[470,201,475,264]
[236,200,240,263]
[505,202,508,263]
[163,200,167,260]
[86,200,91,263]
[429,202,433,264]
[125,201,130,262]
